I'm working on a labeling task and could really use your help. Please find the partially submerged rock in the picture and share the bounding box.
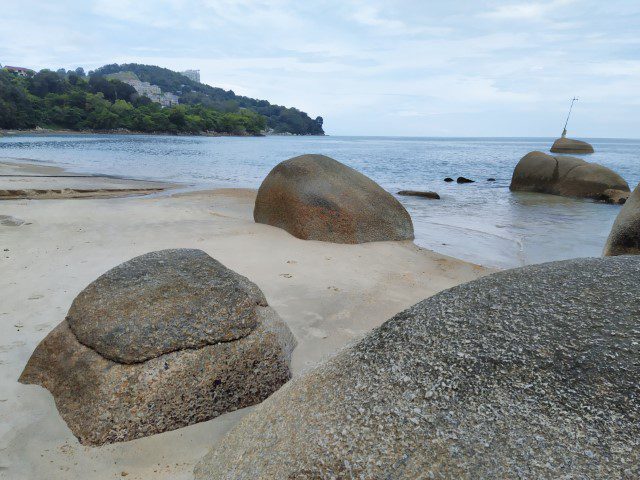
[444,177,454,182]
[509,150,629,199]
[595,188,629,205]
[604,183,640,255]
[550,136,594,154]
[457,176,475,183]
[20,249,296,445]
[397,190,440,199]
[195,257,640,479]
[254,154,414,244]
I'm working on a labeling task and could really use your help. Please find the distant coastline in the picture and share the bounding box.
[0,128,325,138]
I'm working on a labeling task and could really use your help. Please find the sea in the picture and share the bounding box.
[1,134,638,269]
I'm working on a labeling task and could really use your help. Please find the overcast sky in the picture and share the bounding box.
[1,0,639,137]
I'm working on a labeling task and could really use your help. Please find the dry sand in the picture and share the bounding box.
[0,161,491,479]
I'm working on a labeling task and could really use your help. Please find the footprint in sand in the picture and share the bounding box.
[279,273,293,278]
[28,294,44,300]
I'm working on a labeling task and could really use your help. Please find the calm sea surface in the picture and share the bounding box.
[1,134,638,268]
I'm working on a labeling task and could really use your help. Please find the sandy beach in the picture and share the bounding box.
[0,160,490,479]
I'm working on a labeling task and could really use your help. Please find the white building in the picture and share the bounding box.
[181,69,200,83]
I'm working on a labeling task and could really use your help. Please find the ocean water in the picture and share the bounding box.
[1,134,638,268]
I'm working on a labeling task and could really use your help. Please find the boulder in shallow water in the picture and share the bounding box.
[550,136,594,154]
[254,154,414,244]
[19,249,296,445]
[604,183,640,255]
[444,177,454,182]
[510,150,628,199]
[397,190,440,199]
[195,257,640,479]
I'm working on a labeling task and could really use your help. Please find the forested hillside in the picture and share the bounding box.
[0,69,266,134]
[94,63,324,135]
[0,63,325,135]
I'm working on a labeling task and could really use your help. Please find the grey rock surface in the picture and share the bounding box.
[195,257,640,479]
[510,150,628,199]
[605,182,640,255]
[67,249,267,364]
[550,136,594,153]
[253,154,414,244]
[20,249,296,445]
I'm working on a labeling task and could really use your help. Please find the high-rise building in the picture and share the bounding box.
[181,69,200,83]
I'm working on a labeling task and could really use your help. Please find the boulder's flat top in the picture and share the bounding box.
[196,256,640,479]
[66,248,267,363]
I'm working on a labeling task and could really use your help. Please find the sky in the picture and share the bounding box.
[1,0,639,137]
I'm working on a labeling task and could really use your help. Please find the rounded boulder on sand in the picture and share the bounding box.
[253,154,414,244]
[195,257,640,479]
[19,249,296,445]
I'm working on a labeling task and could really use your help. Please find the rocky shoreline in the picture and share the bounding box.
[2,149,638,478]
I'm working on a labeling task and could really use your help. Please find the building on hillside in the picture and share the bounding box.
[158,92,180,107]
[181,69,200,83]
[3,66,34,77]
[105,71,180,107]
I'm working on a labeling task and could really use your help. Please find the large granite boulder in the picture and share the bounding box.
[605,183,640,255]
[253,154,414,244]
[550,136,594,153]
[19,249,296,445]
[510,150,629,200]
[195,257,640,479]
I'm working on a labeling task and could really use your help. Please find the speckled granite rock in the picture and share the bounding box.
[550,136,594,153]
[605,183,640,255]
[19,249,296,445]
[510,150,628,200]
[254,154,414,244]
[195,257,640,479]
[66,249,266,363]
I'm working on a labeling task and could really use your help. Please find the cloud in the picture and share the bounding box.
[481,0,574,21]
[1,0,638,136]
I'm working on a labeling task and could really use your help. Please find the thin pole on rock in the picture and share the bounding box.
[562,97,578,138]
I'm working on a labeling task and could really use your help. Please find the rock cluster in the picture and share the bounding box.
[510,150,628,200]
[195,257,640,479]
[20,249,296,445]
[254,154,414,244]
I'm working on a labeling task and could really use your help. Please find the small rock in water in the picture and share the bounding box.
[443,177,454,182]
[457,177,475,184]
[0,215,26,227]
[397,190,440,200]
[487,178,496,182]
